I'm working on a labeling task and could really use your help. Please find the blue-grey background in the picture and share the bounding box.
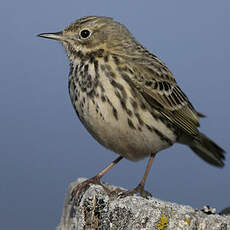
[0,0,229,229]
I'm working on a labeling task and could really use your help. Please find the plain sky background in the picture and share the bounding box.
[1,0,230,229]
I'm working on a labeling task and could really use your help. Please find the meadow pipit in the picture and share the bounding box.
[38,16,225,197]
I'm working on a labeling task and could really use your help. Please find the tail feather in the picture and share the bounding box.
[189,132,225,167]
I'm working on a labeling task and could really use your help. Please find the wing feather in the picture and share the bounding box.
[126,60,200,136]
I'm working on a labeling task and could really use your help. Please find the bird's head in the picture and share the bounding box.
[38,16,136,61]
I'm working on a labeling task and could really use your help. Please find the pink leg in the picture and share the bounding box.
[119,153,156,198]
[71,156,123,200]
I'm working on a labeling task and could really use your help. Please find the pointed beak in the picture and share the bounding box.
[37,31,63,41]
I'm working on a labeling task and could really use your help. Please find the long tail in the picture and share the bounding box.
[189,132,225,167]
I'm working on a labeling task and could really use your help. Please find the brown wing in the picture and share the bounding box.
[127,59,200,136]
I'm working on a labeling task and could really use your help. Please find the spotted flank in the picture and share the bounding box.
[68,48,178,161]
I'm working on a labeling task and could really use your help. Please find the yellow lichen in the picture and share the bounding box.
[156,213,168,230]
[185,217,191,225]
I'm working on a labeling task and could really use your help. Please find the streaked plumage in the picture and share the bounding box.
[38,16,225,197]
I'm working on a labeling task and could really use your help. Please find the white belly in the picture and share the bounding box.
[69,62,177,161]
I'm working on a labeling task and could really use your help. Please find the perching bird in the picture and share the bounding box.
[38,16,225,197]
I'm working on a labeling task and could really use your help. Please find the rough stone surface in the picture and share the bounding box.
[57,178,230,230]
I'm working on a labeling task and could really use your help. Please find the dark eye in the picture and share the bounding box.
[80,29,91,39]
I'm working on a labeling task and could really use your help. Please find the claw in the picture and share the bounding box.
[117,184,152,199]
[70,176,101,203]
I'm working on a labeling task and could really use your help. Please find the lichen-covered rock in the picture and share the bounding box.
[57,178,230,230]
[220,207,230,216]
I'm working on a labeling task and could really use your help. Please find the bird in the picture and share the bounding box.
[38,16,225,198]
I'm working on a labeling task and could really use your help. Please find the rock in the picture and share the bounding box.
[57,178,230,230]
[220,207,230,216]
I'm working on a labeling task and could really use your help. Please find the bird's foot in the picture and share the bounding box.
[70,176,102,203]
[70,176,113,205]
[112,183,152,199]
